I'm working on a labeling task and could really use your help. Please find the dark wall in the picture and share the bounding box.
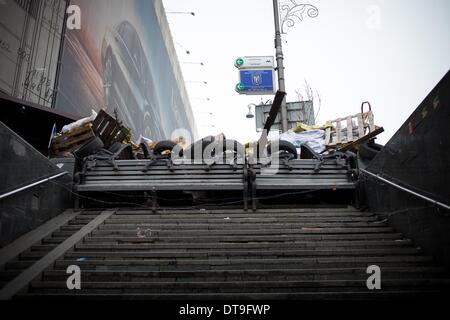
[0,92,76,156]
[0,122,73,247]
[361,70,450,268]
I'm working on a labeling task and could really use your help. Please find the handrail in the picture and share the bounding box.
[360,168,450,211]
[0,171,68,201]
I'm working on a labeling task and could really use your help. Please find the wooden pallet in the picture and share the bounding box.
[91,109,130,148]
[324,102,384,151]
[50,124,95,155]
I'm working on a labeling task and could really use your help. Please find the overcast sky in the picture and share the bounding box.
[163,0,450,144]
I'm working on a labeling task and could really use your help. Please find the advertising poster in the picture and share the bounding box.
[55,0,196,140]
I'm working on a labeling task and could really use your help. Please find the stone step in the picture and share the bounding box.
[103,216,379,224]
[108,212,372,220]
[49,255,435,271]
[62,239,413,251]
[8,206,448,300]
[27,279,450,294]
[38,266,447,282]
[79,227,395,238]
[33,247,421,262]
[18,290,445,300]
[87,222,385,232]
[73,233,405,244]
[5,257,434,272]
[115,207,361,214]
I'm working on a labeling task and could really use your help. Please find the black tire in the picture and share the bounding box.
[153,140,177,155]
[358,142,381,161]
[267,140,298,158]
[139,142,151,159]
[210,139,245,158]
[74,137,104,159]
[108,142,134,160]
[184,136,215,159]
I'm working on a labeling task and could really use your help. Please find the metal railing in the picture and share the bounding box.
[360,168,450,211]
[0,171,68,201]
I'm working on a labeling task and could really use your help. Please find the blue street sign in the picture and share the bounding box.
[237,69,275,95]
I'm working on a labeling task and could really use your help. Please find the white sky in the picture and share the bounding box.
[163,0,450,144]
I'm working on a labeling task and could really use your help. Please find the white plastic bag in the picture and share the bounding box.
[61,110,97,133]
[277,130,326,154]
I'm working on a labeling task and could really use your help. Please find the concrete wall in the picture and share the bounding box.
[361,70,450,268]
[0,121,73,247]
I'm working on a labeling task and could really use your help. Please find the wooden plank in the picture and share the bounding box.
[347,116,353,142]
[52,126,92,142]
[335,119,341,145]
[357,113,364,139]
[92,109,112,131]
[100,121,117,145]
[367,111,375,132]
[0,210,80,269]
[324,125,331,145]
[340,127,384,152]
[54,131,94,148]
[0,210,115,300]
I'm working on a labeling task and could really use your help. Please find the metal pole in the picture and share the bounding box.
[273,0,288,132]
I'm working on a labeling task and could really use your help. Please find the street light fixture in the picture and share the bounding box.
[181,62,205,66]
[196,111,214,115]
[174,41,191,55]
[246,104,256,119]
[186,81,208,85]
[166,11,195,16]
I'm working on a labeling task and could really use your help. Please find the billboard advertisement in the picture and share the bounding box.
[54,0,196,141]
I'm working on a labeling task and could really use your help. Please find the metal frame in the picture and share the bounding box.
[77,159,250,211]
[250,158,356,211]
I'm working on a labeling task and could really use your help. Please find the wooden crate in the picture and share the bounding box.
[324,102,384,151]
[91,109,130,148]
[50,124,95,155]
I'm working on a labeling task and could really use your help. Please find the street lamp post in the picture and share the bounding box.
[272,0,288,132]
[272,0,319,132]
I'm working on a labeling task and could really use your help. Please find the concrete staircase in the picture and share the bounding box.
[2,207,449,299]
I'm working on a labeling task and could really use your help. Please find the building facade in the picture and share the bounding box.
[0,0,66,108]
